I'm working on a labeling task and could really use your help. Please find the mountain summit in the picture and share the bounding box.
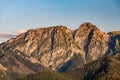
[0,22,120,79]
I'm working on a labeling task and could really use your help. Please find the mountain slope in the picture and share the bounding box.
[18,69,72,80]
[0,45,44,80]
[65,54,120,80]
[18,54,120,80]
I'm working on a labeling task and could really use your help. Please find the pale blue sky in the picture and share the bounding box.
[0,0,120,42]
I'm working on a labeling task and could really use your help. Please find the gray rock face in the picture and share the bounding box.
[1,22,120,72]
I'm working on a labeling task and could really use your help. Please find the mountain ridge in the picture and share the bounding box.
[1,22,119,69]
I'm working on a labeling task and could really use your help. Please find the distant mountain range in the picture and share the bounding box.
[0,22,120,80]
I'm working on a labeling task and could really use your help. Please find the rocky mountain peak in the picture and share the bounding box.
[78,22,100,31]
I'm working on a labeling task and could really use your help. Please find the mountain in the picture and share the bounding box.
[0,22,120,80]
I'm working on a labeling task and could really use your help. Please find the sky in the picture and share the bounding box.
[0,0,120,43]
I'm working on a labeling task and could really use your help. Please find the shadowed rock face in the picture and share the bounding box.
[0,22,120,77]
[106,31,120,56]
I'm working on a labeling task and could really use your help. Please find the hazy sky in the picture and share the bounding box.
[0,0,120,42]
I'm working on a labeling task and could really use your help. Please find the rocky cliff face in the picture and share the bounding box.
[107,31,120,55]
[0,22,120,78]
